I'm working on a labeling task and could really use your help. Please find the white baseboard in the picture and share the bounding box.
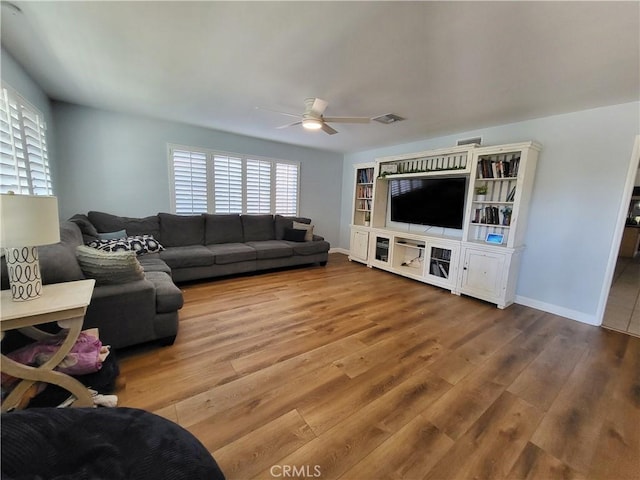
[330,248,349,255]
[515,295,600,326]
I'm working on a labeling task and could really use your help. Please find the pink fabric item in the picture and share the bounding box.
[3,332,103,381]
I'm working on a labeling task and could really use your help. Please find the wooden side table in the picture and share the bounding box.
[1,279,95,411]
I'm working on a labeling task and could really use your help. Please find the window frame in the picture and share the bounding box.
[0,83,52,196]
[167,144,300,216]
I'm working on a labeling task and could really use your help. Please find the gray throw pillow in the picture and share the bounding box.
[97,229,127,240]
[292,221,314,241]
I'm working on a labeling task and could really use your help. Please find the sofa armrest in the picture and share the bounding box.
[84,279,157,348]
[312,234,325,241]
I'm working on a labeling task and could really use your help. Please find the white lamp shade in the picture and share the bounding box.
[0,194,60,247]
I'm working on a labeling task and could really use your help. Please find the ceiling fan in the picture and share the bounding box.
[267,98,370,135]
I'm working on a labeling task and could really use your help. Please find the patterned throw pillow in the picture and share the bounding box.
[87,235,164,255]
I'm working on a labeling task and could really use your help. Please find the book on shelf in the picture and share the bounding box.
[437,262,449,278]
[506,185,516,202]
[477,155,521,179]
[357,184,373,199]
[430,261,440,277]
[357,168,374,184]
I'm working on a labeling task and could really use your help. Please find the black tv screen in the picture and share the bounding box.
[390,177,467,229]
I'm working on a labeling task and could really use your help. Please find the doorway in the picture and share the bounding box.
[600,135,640,336]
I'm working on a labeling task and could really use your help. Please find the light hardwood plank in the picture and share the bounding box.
[114,253,639,480]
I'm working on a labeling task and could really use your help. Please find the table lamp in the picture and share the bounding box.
[0,193,60,301]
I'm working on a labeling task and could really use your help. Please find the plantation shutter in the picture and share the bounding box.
[168,145,300,216]
[246,158,271,214]
[213,154,243,213]
[275,162,298,215]
[0,87,51,195]
[171,149,208,214]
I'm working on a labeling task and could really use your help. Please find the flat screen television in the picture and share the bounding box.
[389,177,467,229]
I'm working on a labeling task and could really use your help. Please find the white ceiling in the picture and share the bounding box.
[1,1,638,153]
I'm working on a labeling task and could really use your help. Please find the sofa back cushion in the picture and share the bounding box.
[158,213,205,247]
[203,214,243,244]
[242,215,275,242]
[36,221,86,285]
[88,211,160,239]
[274,215,311,240]
[68,214,99,243]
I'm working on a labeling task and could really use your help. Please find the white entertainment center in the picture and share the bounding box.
[349,141,540,308]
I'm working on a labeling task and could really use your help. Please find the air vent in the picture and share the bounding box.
[457,137,482,146]
[372,113,405,125]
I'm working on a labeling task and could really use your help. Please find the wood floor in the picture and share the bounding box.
[116,253,640,480]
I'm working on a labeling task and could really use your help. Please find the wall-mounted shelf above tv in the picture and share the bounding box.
[377,144,474,180]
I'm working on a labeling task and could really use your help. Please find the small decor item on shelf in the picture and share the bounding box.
[501,206,512,226]
[364,211,371,227]
[379,164,398,176]
[475,183,488,202]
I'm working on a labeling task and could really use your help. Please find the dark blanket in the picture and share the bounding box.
[1,407,225,480]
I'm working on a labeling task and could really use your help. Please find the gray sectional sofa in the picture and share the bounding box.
[1,212,330,350]
[85,211,330,283]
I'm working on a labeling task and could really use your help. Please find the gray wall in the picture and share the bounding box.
[53,102,343,246]
[343,101,640,324]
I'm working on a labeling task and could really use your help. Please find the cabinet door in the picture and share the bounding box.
[350,229,370,262]
[459,248,506,300]
[425,242,459,289]
[370,234,392,269]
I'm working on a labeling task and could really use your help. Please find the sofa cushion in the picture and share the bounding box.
[68,214,99,243]
[285,240,331,256]
[245,241,294,260]
[38,222,86,285]
[241,215,274,242]
[76,245,145,286]
[144,271,184,313]
[203,214,243,244]
[274,215,311,240]
[138,257,172,275]
[159,246,215,269]
[158,213,205,247]
[88,211,160,238]
[207,243,257,265]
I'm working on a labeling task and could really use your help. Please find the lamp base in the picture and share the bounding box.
[5,246,42,301]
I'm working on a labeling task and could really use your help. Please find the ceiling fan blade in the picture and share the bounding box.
[321,123,338,135]
[255,106,301,119]
[309,98,328,116]
[276,121,302,129]
[323,116,371,124]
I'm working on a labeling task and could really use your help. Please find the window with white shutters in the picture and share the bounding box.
[168,145,299,216]
[170,149,208,215]
[0,86,52,195]
[246,158,271,214]
[213,154,242,213]
[275,162,298,215]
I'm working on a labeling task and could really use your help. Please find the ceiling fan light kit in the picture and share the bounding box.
[302,117,323,130]
[270,98,373,135]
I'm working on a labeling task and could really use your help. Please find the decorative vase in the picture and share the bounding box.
[476,194,486,202]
